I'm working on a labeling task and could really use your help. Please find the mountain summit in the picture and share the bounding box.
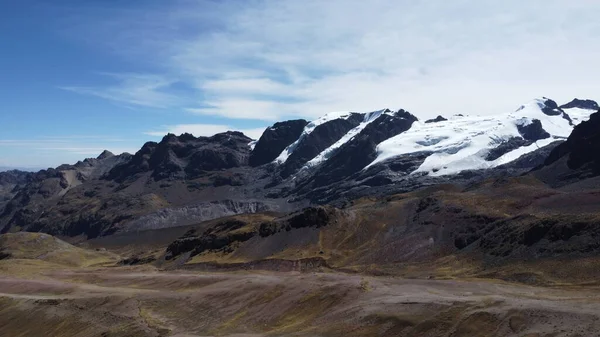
[96,150,115,160]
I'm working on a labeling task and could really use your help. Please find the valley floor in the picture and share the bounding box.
[1,263,600,337]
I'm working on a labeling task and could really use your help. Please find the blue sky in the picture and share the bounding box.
[1,0,600,168]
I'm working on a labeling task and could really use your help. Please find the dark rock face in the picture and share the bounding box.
[544,110,600,172]
[184,148,245,178]
[496,141,562,170]
[108,132,252,181]
[424,115,448,123]
[249,119,308,167]
[486,137,530,161]
[309,110,418,186]
[288,151,432,205]
[516,119,551,142]
[280,113,365,177]
[560,99,599,110]
[385,152,433,174]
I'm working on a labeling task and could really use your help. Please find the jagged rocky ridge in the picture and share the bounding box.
[107,132,251,182]
[0,97,597,238]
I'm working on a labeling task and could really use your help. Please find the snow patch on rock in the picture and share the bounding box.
[303,109,393,168]
[274,111,359,164]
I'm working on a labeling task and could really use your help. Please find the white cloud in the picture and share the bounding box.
[185,99,294,121]
[65,0,600,120]
[145,124,266,140]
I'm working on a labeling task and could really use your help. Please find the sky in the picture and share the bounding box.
[1,0,599,169]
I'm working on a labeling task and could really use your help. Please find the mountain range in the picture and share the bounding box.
[0,97,597,241]
[5,96,600,336]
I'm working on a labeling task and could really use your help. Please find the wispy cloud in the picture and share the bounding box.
[63,0,600,120]
[60,73,183,108]
[145,124,266,140]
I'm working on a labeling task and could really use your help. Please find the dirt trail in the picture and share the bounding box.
[1,267,600,336]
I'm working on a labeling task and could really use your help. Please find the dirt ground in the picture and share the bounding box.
[1,263,600,337]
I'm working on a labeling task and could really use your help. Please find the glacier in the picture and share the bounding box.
[370,98,594,176]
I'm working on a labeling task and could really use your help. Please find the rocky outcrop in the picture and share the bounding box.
[539,98,564,116]
[166,219,255,259]
[425,115,447,123]
[258,206,334,237]
[495,141,562,170]
[516,119,551,142]
[165,206,338,261]
[560,99,599,110]
[250,119,308,167]
[485,137,530,161]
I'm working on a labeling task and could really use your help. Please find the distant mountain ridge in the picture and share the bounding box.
[0,166,42,173]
